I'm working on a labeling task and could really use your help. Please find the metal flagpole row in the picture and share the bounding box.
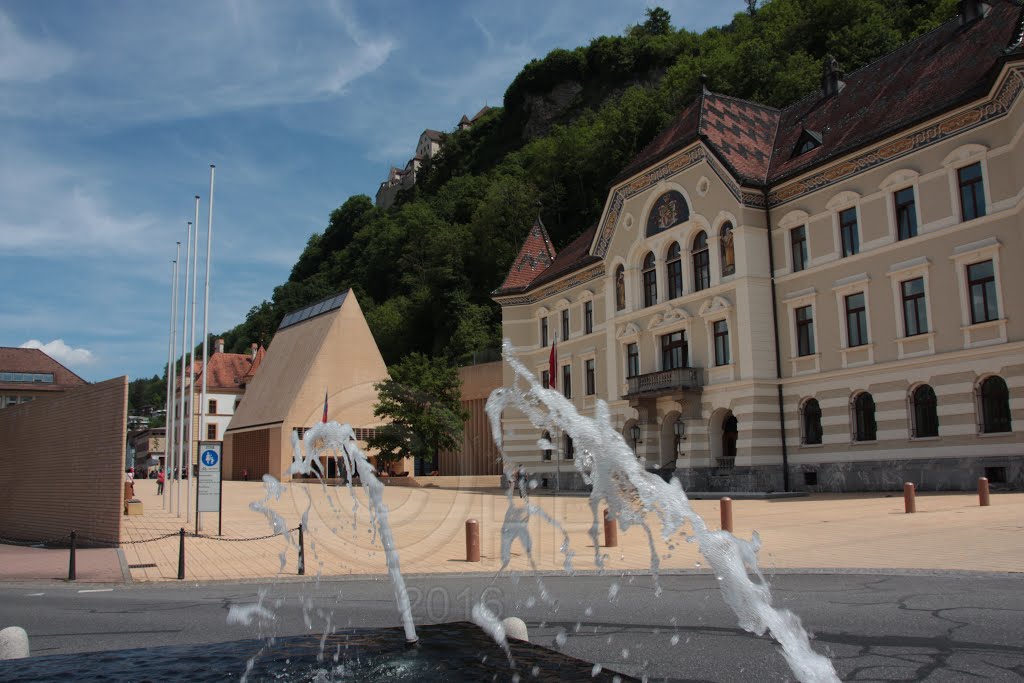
[164,253,178,512]
[189,195,200,529]
[177,221,194,517]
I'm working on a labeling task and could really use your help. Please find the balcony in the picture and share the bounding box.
[624,367,703,400]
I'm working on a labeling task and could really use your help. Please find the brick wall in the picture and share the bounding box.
[0,377,127,546]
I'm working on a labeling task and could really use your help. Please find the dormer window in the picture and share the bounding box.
[793,129,822,158]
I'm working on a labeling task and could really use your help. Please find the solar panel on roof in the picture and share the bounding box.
[277,291,348,330]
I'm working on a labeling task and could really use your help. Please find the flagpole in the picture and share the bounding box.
[165,253,178,511]
[200,165,215,488]
[169,243,180,512]
[189,194,200,532]
[553,332,560,495]
[176,221,193,517]
[187,196,200,525]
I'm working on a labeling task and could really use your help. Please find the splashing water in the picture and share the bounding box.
[484,340,839,683]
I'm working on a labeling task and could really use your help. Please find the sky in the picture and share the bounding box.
[0,0,745,383]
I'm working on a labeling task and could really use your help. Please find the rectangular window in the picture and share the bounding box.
[207,424,217,440]
[958,162,986,221]
[562,365,572,399]
[564,435,575,460]
[661,331,687,370]
[795,305,815,356]
[561,309,570,341]
[626,343,639,378]
[791,226,807,272]
[713,320,730,366]
[584,301,593,334]
[585,359,596,395]
[901,277,928,336]
[839,208,859,257]
[895,187,917,240]
[540,318,548,347]
[845,292,868,347]
[541,370,550,389]
[208,399,217,414]
[967,260,998,324]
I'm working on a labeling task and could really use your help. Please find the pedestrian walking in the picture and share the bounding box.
[157,469,165,495]
[125,468,135,499]
[517,464,527,498]
[242,467,249,482]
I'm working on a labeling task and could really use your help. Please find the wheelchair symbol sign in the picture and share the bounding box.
[201,450,219,467]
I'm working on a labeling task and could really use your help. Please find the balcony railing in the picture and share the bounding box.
[625,367,703,398]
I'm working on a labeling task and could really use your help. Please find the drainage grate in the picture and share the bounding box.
[128,563,158,569]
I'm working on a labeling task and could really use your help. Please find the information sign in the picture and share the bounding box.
[197,441,222,513]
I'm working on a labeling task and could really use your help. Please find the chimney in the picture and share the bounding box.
[821,55,844,98]
[250,342,258,360]
[216,338,225,354]
[958,0,989,24]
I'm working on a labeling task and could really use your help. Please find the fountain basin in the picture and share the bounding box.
[0,621,634,681]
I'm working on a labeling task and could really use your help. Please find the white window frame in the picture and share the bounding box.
[783,287,819,374]
[826,191,861,259]
[950,237,1006,348]
[833,273,873,368]
[886,256,935,359]
[942,144,990,225]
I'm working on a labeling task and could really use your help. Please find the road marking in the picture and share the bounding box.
[77,589,114,593]
[26,592,45,596]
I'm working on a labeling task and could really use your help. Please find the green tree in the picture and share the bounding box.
[367,353,469,467]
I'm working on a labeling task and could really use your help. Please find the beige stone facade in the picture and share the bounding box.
[494,8,1024,492]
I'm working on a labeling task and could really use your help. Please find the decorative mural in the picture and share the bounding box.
[646,191,689,237]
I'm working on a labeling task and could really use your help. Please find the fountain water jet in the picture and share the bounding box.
[483,340,840,683]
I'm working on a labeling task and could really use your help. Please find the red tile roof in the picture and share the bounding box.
[524,225,599,291]
[495,217,556,293]
[188,346,265,391]
[0,347,87,392]
[617,1,1024,186]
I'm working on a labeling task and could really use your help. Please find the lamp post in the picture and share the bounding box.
[630,423,641,456]
[674,416,685,456]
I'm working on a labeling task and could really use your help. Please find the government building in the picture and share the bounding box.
[493,0,1024,492]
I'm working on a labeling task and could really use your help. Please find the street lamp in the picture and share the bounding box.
[674,416,685,455]
[629,423,641,455]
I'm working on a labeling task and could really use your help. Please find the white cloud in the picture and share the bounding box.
[20,339,96,367]
[0,11,74,83]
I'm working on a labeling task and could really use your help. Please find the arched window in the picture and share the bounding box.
[801,398,823,445]
[541,430,552,461]
[852,392,876,442]
[720,222,735,276]
[979,376,1011,433]
[666,243,683,299]
[911,384,939,438]
[615,265,626,311]
[692,231,710,291]
[642,252,657,307]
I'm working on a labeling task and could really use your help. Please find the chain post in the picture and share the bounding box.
[68,530,77,581]
[177,528,186,580]
[298,524,305,576]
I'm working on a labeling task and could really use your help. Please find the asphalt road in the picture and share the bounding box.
[1,571,1022,681]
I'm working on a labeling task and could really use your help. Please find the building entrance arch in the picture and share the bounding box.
[709,408,737,462]
[659,410,682,468]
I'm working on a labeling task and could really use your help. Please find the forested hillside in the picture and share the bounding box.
[217,0,960,367]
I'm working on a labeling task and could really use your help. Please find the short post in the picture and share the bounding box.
[978,477,991,507]
[297,524,306,576]
[67,530,77,581]
[720,497,734,533]
[903,482,916,514]
[465,519,480,562]
[603,509,618,547]
[177,527,186,580]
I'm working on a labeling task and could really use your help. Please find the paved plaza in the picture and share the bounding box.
[114,477,1023,583]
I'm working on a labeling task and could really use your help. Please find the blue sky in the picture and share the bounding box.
[0,0,744,382]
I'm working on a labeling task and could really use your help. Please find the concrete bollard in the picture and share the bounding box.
[904,482,916,514]
[465,519,480,562]
[603,509,618,548]
[720,497,734,532]
[0,627,30,660]
[978,477,991,507]
[297,523,305,576]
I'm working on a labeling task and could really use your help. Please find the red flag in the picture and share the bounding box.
[322,389,329,423]
[548,337,557,389]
